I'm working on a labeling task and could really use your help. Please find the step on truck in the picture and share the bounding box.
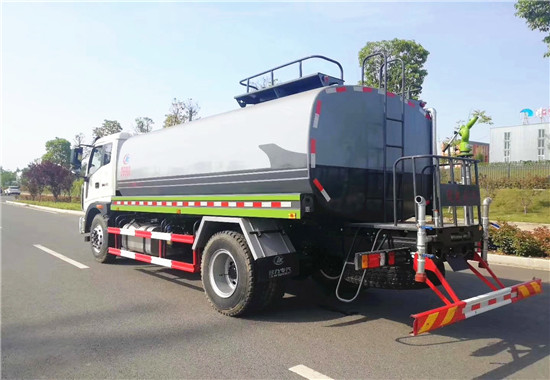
[72,55,542,335]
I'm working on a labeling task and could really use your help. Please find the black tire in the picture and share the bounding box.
[362,262,446,289]
[201,231,258,317]
[90,214,115,263]
[255,279,286,311]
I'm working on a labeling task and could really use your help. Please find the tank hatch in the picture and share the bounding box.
[235,55,344,108]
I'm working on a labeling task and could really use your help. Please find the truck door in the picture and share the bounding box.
[85,143,114,205]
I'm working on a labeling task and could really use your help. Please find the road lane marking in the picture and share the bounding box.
[289,365,334,380]
[33,244,89,269]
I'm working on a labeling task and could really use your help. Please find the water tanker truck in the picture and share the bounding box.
[72,55,541,335]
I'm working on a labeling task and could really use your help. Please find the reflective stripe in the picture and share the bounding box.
[418,312,440,335]
[151,256,172,267]
[440,306,458,326]
[150,231,172,240]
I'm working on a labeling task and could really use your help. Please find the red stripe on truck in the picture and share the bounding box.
[135,253,152,263]
[134,230,152,238]
[310,139,317,153]
[315,101,322,115]
[313,178,324,192]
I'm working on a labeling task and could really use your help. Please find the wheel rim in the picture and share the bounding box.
[91,224,104,254]
[209,249,238,298]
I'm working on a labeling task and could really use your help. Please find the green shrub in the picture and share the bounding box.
[512,230,546,257]
[490,221,519,255]
[532,226,550,256]
[490,221,549,257]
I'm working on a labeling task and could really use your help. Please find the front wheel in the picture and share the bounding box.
[90,214,115,263]
[201,231,257,316]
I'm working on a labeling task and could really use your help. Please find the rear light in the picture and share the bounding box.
[388,251,395,265]
[362,253,382,269]
[356,247,410,270]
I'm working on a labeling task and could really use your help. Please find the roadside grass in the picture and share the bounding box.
[15,200,82,211]
[443,189,549,224]
[486,188,549,224]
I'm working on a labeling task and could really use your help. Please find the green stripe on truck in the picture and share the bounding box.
[112,205,301,219]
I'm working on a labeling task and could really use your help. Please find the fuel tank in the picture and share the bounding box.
[116,86,433,222]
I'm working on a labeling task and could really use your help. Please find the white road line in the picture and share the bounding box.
[289,365,334,380]
[33,244,89,269]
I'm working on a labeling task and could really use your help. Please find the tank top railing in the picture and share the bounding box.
[239,55,344,93]
[392,155,481,227]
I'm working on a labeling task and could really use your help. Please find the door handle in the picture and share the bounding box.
[95,182,99,189]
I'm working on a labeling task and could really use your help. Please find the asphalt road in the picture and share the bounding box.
[2,201,549,379]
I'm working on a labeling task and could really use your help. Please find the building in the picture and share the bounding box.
[438,140,489,162]
[489,122,549,162]
[471,141,489,162]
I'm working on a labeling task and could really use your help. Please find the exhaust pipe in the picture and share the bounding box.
[481,197,492,263]
[415,196,427,282]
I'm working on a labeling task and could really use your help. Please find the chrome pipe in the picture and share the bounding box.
[481,197,492,263]
[415,195,427,282]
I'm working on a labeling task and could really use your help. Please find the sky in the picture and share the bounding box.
[2,0,549,171]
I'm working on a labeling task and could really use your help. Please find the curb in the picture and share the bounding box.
[488,253,549,271]
[5,201,84,216]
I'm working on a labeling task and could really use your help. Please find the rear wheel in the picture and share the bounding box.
[201,231,258,316]
[255,279,286,311]
[90,214,115,263]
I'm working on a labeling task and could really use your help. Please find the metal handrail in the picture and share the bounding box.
[361,52,387,89]
[238,55,344,93]
[379,57,406,97]
[392,155,480,226]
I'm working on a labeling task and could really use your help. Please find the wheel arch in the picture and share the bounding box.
[193,216,296,260]
[84,202,110,233]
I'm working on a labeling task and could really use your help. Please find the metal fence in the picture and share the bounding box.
[478,161,550,180]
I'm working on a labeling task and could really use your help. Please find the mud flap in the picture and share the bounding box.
[255,254,299,283]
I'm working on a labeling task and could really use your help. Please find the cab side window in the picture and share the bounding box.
[103,143,112,165]
[88,143,113,176]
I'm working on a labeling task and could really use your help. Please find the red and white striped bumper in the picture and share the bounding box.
[411,278,542,336]
[108,247,196,272]
[107,227,198,272]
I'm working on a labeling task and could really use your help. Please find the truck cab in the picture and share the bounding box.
[72,132,131,233]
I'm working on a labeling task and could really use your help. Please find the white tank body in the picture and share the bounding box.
[116,84,433,222]
[117,88,322,196]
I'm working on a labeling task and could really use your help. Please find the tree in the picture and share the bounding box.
[515,0,550,57]
[0,167,18,188]
[61,172,77,201]
[73,133,86,147]
[92,120,122,139]
[358,39,429,98]
[40,161,71,201]
[21,163,46,200]
[471,109,493,126]
[135,117,154,134]
[163,98,200,128]
[475,152,486,162]
[42,137,71,169]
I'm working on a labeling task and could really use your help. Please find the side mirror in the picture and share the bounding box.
[70,147,83,174]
